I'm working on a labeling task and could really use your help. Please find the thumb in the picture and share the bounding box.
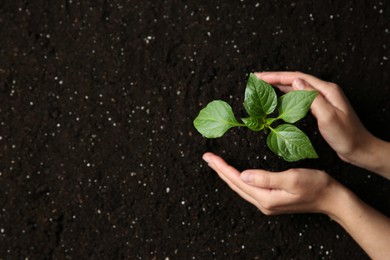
[241,170,285,189]
[292,78,336,120]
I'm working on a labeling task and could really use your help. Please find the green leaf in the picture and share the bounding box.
[265,117,278,127]
[193,100,242,138]
[242,117,264,131]
[278,90,318,123]
[243,73,277,118]
[266,124,318,162]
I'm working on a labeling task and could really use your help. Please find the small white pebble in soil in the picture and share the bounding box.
[144,35,154,44]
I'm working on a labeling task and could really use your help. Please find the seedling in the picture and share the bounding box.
[193,73,318,162]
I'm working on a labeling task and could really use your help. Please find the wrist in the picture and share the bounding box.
[367,137,390,178]
[317,180,357,223]
[345,134,390,179]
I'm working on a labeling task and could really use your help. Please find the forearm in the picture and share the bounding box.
[326,186,390,259]
[367,137,390,180]
[351,135,390,180]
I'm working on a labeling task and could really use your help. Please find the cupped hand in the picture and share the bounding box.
[203,152,343,216]
[256,71,376,167]
[203,152,390,260]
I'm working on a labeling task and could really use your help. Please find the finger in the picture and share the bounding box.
[239,169,297,211]
[291,78,342,121]
[240,169,291,190]
[204,154,302,214]
[207,154,285,199]
[274,85,294,93]
[212,165,260,208]
[203,153,259,207]
[257,72,350,112]
[255,71,326,87]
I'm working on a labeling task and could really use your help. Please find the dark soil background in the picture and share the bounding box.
[1,0,390,259]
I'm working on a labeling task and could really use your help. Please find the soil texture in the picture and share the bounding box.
[1,0,390,259]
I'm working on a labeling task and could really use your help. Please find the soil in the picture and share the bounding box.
[1,0,389,259]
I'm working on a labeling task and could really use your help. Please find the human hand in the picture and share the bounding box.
[203,152,390,259]
[202,152,343,216]
[256,71,378,169]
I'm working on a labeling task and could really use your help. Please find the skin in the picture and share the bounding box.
[203,71,390,260]
[257,71,390,179]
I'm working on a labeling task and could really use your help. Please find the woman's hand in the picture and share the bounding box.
[203,152,390,259]
[256,72,390,178]
[202,152,343,216]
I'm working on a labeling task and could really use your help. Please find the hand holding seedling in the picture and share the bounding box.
[202,72,390,260]
[259,71,390,178]
[194,73,318,162]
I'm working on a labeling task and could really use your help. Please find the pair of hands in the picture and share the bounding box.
[203,71,384,217]
[203,72,390,259]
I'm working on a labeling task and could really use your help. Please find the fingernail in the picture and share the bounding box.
[240,171,253,183]
[293,78,305,90]
[202,154,210,163]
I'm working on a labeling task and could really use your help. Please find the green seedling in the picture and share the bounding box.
[193,73,319,162]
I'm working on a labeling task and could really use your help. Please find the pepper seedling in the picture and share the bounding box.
[193,73,318,162]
